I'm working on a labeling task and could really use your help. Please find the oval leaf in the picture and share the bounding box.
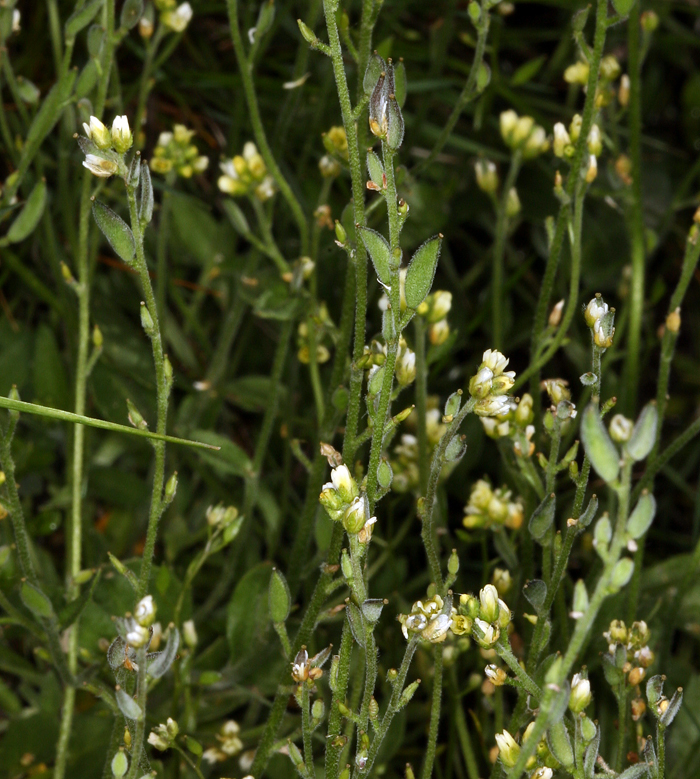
[404,235,442,310]
[65,0,105,38]
[529,492,556,542]
[610,558,634,591]
[269,568,291,624]
[626,402,657,462]
[20,581,54,619]
[7,181,47,243]
[116,687,143,721]
[627,492,656,539]
[523,579,547,615]
[366,150,384,189]
[93,201,135,265]
[547,721,573,768]
[359,226,391,285]
[581,404,620,484]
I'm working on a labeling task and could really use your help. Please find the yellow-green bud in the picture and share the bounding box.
[140,302,155,336]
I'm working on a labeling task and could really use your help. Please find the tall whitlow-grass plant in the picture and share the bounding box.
[1,1,699,779]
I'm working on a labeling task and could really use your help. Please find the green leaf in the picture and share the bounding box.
[222,199,251,235]
[226,563,272,660]
[510,55,546,86]
[627,492,656,539]
[92,201,135,265]
[20,582,54,619]
[404,235,442,309]
[359,226,392,285]
[660,687,683,727]
[626,402,657,462]
[75,60,98,99]
[346,601,366,648]
[361,599,385,624]
[522,579,547,615]
[547,721,573,768]
[115,687,142,721]
[7,181,47,243]
[611,0,636,16]
[583,724,600,779]
[139,162,153,225]
[581,404,620,484]
[16,77,41,104]
[65,0,105,38]
[363,51,384,96]
[529,493,556,542]
[184,736,203,757]
[191,429,253,477]
[120,0,143,29]
[366,150,385,189]
[268,568,291,624]
[610,558,634,591]
[147,626,180,679]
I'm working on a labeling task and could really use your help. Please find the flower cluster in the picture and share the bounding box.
[416,290,452,345]
[468,349,516,417]
[148,718,179,751]
[552,114,601,183]
[297,302,334,364]
[202,720,243,764]
[318,465,376,539]
[123,595,157,648]
[218,141,275,201]
[463,479,524,531]
[603,619,654,682]
[541,378,577,421]
[499,110,549,158]
[480,392,536,458]
[154,0,193,33]
[398,594,453,644]
[495,725,557,778]
[150,124,208,178]
[458,585,511,648]
[80,115,133,178]
[584,294,615,349]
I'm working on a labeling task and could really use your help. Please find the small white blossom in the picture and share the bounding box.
[553,122,571,157]
[125,620,150,648]
[12,9,21,33]
[162,2,193,32]
[111,115,133,154]
[183,619,198,648]
[134,595,156,627]
[83,116,111,149]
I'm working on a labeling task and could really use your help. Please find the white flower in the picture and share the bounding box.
[474,395,512,418]
[531,769,553,779]
[125,620,150,648]
[330,464,358,503]
[217,720,243,755]
[422,613,453,643]
[587,124,602,156]
[553,122,571,157]
[479,584,500,623]
[291,647,309,681]
[357,516,377,544]
[584,296,609,327]
[183,619,198,648]
[569,672,592,712]
[585,154,598,184]
[83,154,119,177]
[243,142,258,161]
[396,348,416,386]
[12,9,20,33]
[162,2,193,32]
[474,618,499,646]
[202,747,227,764]
[343,496,367,534]
[111,115,133,154]
[135,595,156,627]
[255,175,276,201]
[158,131,174,148]
[499,110,518,144]
[83,116,112,149]
[193,156,209,172]
[495,730,520,767]
[148,729,170,751]
[609,414,633,443]
[481,349,509,375]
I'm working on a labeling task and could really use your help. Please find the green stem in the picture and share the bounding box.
[322,0,368,464]
[492,153,521,350]
[301,682,314,775]
[414,317,429,494]
[125,646,148,779]
[127,186,169,599]
[622,1,644,415]
[496,637,542,701]
[420,645,443,779]
[226,0,309,254]
[615,687,628,772]
[529,0,608,387]
[658,725,666,779]
[325,622,353,779]
[172,745,205,779]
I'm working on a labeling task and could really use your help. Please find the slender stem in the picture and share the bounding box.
[125,646,148,779]
[301,682,314,775]
[226,0,309,254]
[420,645,443,779]
[496,637,542,701]
[492,153,521,350]
[622,1,644,415]
[615,687,628,772]
[414,317,429,494]
[529,0,608,386]
[322,0,369,464]
[127,186,169,598]
[172,745,205,779]
[658,725,667,779]
[325,623,354,779]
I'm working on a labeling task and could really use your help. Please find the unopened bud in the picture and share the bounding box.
[548,299,564,327]
[447,549,459,576]
[92,324,103,348]
[140,302,155,336]
[505,187,520,218]
[666,307,681,333]
[475,159,499,194]
[126,398,147,430]
[334,220,347,245]
[111,748,129,778]
[628,667,645,687]
[164,471,178,504]
[399,679,421,708]
[585,154,598,184]
[618,74,630,107]
[288,740,304,768]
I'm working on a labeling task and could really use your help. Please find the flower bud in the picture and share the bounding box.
[585,154,598,184]
[182,619,198,648]
[84,116,111,149]
[505,187,521,218]
[135,595,156,627]
[553,123,571,158]
[469,367,493,399]
[628,666,645,686]
[495,730,520,768]
[587,124,602,156]
[396,348,416,387]
[343,496,367,534]
[666,307,681,333]
[618,74,630,107]
[569,673,592,712]
[485,664,508,686]
[474,618,499,646]
[475,159,499,194]
[609,414,633,443]
[111,115,133,154]
[564,61,589,85]
[331,464,359,503]
[569,114,582,142]
[429,319,450,345]
[140,302,155,336]
[126,620,150,648]
[399,679,421,708]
